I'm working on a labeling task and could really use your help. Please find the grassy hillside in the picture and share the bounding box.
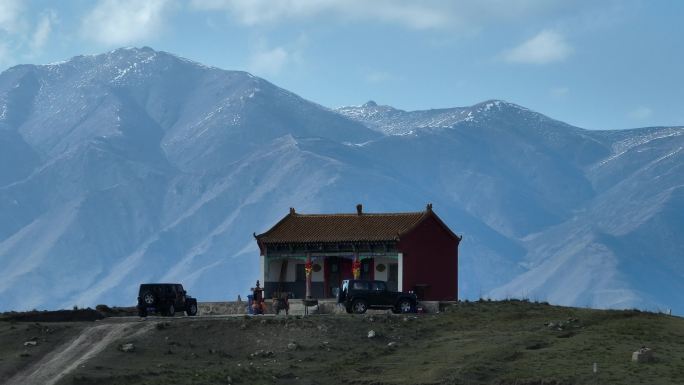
[2,301,683,385]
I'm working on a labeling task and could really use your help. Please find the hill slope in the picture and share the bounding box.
[2,302,684,385]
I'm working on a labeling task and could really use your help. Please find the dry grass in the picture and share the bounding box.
[2,301,683,385]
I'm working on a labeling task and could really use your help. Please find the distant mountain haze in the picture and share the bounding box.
[0,48,682,313]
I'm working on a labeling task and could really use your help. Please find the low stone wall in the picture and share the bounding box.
[198,300,453,315]
[316,300,346,314]
[198,300,344,315]
[418,301,440,313]
[198,302,248,315]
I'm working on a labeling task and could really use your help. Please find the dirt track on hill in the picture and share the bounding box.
[6,322,153,385]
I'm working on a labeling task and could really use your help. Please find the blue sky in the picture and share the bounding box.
[0,0,682,130]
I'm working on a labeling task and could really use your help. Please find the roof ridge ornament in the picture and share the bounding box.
[356,204,363,215]
[426,203,433,211]
[289,207,296,215]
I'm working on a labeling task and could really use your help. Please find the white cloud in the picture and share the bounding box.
[191,0,568,30]
[503,30,573,64]
[81,0,174,45]
[365,71,392,84]
[0,0,23,34]
[30,12,56,53]
[247,35,307,77]
[193,0,446,29]
[629,106,653,120]
[0,0,27,67]
[249,46,290,76]
[550,86,569,97]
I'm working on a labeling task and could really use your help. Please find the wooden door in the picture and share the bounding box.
[340,258,353,281]
[387,263,399,291]
[326,257,355,297]
[360,258,374,280]
[294,263,306,298]
[326,257,340,297]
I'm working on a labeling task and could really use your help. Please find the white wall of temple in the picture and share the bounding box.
[372,256,399,281]
[311,257,325,282]
[267,259,294,281]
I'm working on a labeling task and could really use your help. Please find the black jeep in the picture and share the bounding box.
[337,279,417,314]
[137,283,198,317]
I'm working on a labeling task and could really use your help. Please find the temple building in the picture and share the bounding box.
[254,204,461,301]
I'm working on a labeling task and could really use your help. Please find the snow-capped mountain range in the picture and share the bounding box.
[1,47,682,313]
[336,99,541,136]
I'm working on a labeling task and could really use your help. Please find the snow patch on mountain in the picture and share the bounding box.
[594,127,684,168]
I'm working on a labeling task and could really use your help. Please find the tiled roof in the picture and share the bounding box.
[255,210,427,243]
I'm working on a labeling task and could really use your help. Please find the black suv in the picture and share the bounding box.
[338,279,417,314]
[137,283,198,317]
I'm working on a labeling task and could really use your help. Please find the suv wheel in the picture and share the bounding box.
[352,299,368,314]
[142,291,156,306]
[186,302,198,316]
[166,304,175,317]
[397,299,414,314]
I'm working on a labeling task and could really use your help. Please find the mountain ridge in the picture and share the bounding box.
[0,47,682,313]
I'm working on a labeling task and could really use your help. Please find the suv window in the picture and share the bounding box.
[352,281,369,290]
[371,281,387,291]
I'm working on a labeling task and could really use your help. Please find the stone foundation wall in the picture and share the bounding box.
[198,300,452,315]
[198,302,248,315]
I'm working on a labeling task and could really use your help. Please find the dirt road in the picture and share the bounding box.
[6,321,153,385]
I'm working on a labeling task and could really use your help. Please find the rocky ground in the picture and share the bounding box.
[1,301,683,385]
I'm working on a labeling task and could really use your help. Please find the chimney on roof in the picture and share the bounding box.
[289,207,296,215]
[356,204,363,215]
[426,203,433,212]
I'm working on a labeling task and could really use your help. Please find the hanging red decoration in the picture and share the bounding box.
[305,260,313,276]
[352,258,361,279]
